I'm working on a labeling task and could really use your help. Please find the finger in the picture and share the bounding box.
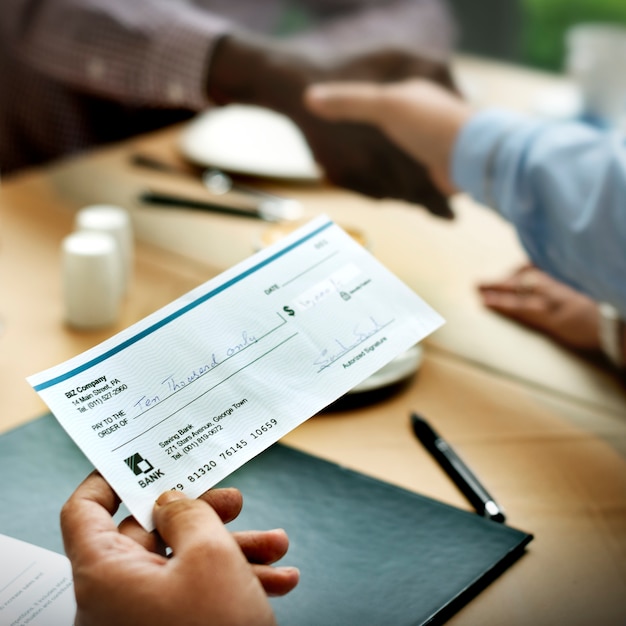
[118,515,167,555]
[478,265,542,293]
[480,290,552,327]
[305,82,384,123]
[153,490,237,558]
[251,564,300,597]
[198,487,243,523]
[388,151,454,219]
[233,528,290,565]
[477,281,521,295]
[60,471,124,561]
[414,178,454,219]
[480,289,530,312]
[119,488,244,554]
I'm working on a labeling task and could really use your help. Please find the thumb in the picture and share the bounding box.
[304,82,384,124]
[153,491,234,557]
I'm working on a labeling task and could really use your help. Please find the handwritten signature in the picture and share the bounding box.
[314,316,390,371]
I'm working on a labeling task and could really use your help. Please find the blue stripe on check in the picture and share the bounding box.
[33,220,333,391]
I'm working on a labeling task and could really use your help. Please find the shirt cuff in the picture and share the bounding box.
[143,12,233,111]
[451,108,526,211]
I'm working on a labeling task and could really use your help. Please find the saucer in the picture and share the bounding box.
[179,105,321,181]
[348,344,423,394]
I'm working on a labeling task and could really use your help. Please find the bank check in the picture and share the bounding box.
[28,216,444,530]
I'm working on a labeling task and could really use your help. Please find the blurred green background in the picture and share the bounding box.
[448,0,626,71]
[524,0,626,69]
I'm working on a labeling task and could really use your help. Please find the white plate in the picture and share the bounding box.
[179,104,321,181]
[348,344,423,394]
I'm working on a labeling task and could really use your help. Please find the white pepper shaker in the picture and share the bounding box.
[75,204,133,294]
[62,231,122,329]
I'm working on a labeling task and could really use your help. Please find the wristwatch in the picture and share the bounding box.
[598,302,624,368]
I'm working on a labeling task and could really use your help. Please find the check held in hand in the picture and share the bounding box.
[28,216,443,530]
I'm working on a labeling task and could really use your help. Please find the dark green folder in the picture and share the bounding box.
[0,414,532,625]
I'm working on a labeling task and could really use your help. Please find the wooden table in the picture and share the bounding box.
[1,55,625,625]
[25,55,626,433]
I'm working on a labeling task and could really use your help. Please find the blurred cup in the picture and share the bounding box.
[566,23,626,128]
[62,231,122,330]
[75,204,134,294]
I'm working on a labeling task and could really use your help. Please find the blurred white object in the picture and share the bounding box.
[180,105,321,180]
[566,23,626,128]
[62,231,122,329]
[75,205,133,294]
[532,83,584,120]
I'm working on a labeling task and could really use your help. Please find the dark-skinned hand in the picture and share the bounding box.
[207,35,457,218]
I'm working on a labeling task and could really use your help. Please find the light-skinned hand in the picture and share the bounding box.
[478,264,602,350]
[61,472,299,626]
[304,78,473,197]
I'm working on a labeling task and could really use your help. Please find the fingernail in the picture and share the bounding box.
[277,566,300,577]
[155,490,186,508]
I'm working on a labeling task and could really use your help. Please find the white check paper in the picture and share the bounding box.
[28,216,443,530]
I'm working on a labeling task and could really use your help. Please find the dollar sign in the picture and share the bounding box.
[283,306,295,317]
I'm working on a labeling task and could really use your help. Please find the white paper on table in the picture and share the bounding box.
[0,534,75,625]
[28,216,444,530]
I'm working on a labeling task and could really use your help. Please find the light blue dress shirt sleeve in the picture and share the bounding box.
[451,109,626,317]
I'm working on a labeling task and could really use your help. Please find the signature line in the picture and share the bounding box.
[317,320,394,373]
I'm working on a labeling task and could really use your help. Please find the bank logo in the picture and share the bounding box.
[124,453,154,475]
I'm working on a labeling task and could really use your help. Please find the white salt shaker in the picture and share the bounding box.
[62,231,122,329]
[75,204,133,294]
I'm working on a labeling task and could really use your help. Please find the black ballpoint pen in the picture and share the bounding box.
[410,413,506,523]
[139,190,263,220]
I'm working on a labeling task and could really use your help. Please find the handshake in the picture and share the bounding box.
[207,35,460,219]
